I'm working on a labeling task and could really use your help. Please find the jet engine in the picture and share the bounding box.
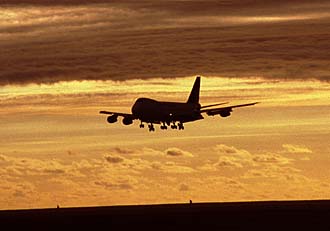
[122,117,133,125]
[219,110,231,117]
[107,115,118,123]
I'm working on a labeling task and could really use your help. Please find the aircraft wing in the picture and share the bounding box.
[200,102,259,116]
[99,111,135,118]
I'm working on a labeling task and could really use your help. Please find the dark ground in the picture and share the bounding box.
[1,200,330,230]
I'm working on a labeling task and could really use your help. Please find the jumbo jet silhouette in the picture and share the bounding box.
[100,76,258,132]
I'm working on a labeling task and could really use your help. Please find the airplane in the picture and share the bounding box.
[100,76,258,132]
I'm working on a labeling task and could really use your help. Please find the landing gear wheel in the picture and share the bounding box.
[171,123,178,129]
[148,124,155,132]
[160,123,168,130]
[178,123,184,130]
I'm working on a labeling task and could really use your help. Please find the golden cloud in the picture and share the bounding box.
[282,144,313,154]
[0,141,328,209]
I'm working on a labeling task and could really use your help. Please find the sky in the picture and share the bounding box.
[0,0,330,209]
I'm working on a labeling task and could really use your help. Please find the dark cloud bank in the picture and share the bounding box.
[1,0,330,85]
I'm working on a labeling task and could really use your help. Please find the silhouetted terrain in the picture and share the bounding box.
[1,200,330,230]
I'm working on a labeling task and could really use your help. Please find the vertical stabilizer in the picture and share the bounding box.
[187,76,200,104]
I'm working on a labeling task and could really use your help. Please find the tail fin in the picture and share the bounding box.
[187,76,200,104]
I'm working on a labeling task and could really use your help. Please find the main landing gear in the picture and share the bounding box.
[166,122,184,130]
[178,122,184,130]
[148,123,155,132]
[160,122,168,130]
[169,122,184,130]
[170,123,177,129]
[140,122,184,132]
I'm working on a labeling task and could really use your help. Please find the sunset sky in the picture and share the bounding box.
[0,0,330,210]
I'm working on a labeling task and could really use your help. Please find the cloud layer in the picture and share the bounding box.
[1,0,330,85]
[1,143,328,209]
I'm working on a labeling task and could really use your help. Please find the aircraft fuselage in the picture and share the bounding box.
[131,98,203,124]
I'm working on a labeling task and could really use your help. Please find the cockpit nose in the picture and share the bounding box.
[131,98,142,115]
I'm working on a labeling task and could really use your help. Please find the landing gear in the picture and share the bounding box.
[178,122,184,130]
[170,122,178,129]
[148,124,155,132]
[144,122,183,132]
[160,122,168,130]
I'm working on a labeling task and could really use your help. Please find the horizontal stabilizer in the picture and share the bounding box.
[201,102,259,115]
[201,102,228,109]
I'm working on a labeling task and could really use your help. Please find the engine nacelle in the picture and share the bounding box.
[122,117,133,125]
[219,110,231,117]
[107,115,118,123]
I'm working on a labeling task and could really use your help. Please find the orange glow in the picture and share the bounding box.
[1,1,330,210]
[1,77,330,209]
